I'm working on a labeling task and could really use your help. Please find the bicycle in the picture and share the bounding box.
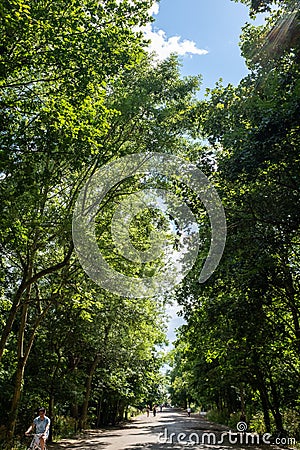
[26,433,47,450]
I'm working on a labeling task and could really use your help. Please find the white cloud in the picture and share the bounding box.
[142,2,208,61]
[148,1,159,16]
[142,23,209,60]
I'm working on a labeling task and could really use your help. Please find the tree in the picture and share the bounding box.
[0,23,204,441]
[170,0,300,435]
[0,0,160,440]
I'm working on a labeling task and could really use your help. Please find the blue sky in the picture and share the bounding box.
[144,0,265,94]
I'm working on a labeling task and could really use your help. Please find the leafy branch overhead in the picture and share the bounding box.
[170,0,300,438]
[0,0,203,442]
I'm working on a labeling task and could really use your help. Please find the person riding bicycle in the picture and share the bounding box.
[25,407,50,450]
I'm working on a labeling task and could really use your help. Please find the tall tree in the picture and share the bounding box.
[170,0,300,435]
[0,0,158,439]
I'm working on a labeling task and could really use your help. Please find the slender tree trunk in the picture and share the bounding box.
[253,364,271,433]
[79,324,111,429]
[183,398,187,410]
[79,353,101,430]
[6,358,27,441]
[269,376,284,432]
[48,394,55,443]
[96,395,103,428]
[0,242,73,362]
[239,385,246,422]
[116,399,121,423]
[111,399,117,425]
[6,295,51,439]
[118,401,126,422]
[6,271,32,441]
[48,351,63,442]
[258,385,271,433]
[282,256,300,354]
[0,275,27,361]
[124,405,128,421]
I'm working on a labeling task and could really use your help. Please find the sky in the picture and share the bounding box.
[144,0,265,94]
[143,0,266,344]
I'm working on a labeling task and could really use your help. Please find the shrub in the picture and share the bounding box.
[206,408,230,426]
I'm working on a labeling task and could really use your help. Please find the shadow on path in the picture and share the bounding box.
[48,409,284,450]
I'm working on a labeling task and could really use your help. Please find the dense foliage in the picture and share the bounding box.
[1,0,300,447]
[0,0,203,446]
[169,0,300,441]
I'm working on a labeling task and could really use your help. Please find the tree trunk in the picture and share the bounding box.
[270,376,284,432]
[96,395,103,428]
[124,405,128,421]
[48,394,55,443]
[6,263,32,441]
[0,242,73,362]
[79,353,101,430]
[259,385,271,433]
[253,365,271,433]
[6,290,51,439]
[6,358,26,441]
[281,255,300,354]
[0,275,28,361]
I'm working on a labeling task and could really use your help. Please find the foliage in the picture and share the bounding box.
[169,0,300,437]
[0,0,204,443]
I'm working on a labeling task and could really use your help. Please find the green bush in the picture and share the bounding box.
[248,411,267,434]
[127,406,142,419]
[53,416,78,440]
[228,412,242,430]
[0,440,27,450]
[206,408,230,426]
[283,409,300,442]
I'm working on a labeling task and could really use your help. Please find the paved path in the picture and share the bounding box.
[49,408,284,450]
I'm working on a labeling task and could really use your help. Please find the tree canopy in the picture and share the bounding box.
[0,0,205,445]
[169,0,300,440]
[1,0,300,447]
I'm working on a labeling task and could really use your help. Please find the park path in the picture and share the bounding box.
[49,408,284,450]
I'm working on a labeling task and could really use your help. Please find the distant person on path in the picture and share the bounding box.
[187,407,191,417]
[159,404,163,412]
[25,407,50,450]
[146,405,150,417]
[153,405,157,417]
